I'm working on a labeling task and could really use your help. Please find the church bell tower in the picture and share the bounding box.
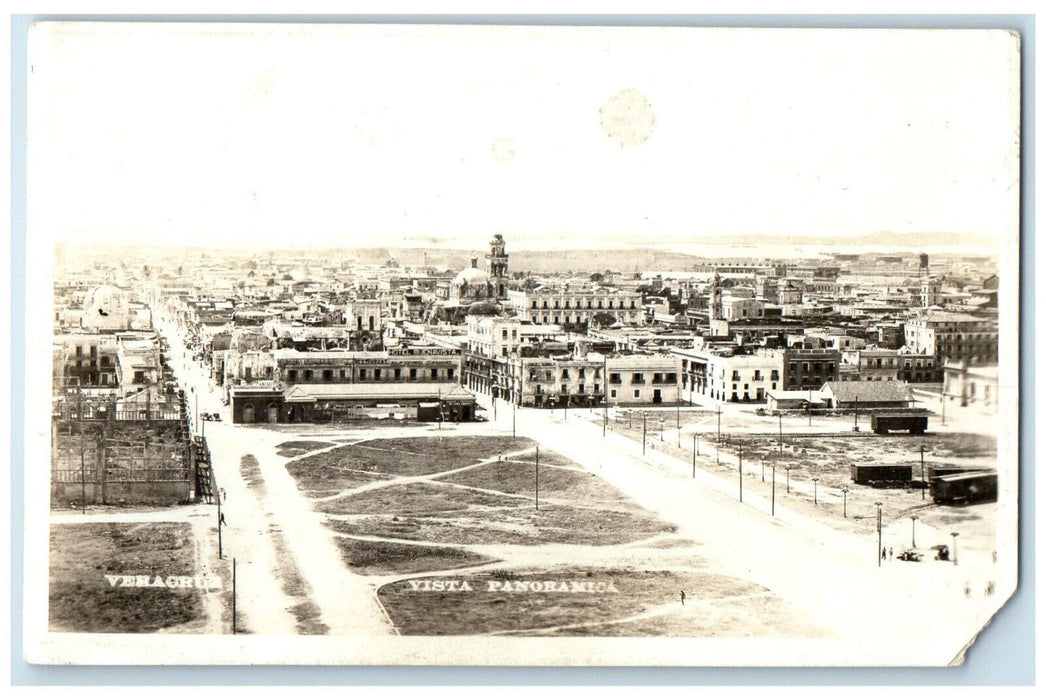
[487,234,509,298]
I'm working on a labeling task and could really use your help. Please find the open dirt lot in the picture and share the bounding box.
[49,522,206,633]
[377,568,825,637]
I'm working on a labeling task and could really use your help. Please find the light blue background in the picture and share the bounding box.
[9,13,1035,685]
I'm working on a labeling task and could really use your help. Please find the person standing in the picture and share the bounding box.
[680,590,686,606]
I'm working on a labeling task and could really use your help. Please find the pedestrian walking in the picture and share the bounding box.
[889,547,893,560]
[882,547,887,561]
[680,590,686,606]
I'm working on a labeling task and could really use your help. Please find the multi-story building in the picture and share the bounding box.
[672,347,783,404]
[506,286,644,326]
[604,354,681,405]
[781,348,841,391]
[841,348,940,383]
[942,361,998,413]
[904,311,998,364]
[510,355,605,408]
[274,347,460,388]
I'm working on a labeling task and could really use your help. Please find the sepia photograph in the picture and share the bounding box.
[21,21,1021,667]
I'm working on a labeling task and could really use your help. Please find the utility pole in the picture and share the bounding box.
[232,557,237,634]
[217,490,224,559]
[534,446,539,510]
[920,445,926,500]
[738,439,743,503]
[778,411,783,457]
[813,477,820,505]
[876,501,884,567]
[692,433,697,478]
[642,413,647,455]
[603,356,608,437]
[771,463,777,516]
[77,380,86,515]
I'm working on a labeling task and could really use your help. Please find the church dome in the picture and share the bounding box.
[453,267,490,286]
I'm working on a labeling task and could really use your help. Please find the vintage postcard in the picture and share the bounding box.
[22,22,1020,666]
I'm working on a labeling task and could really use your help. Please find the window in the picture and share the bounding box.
[288,370,298,381]
[323,369,333,381]
[448,368,455,379]
[358,369,367,379]
[561,384,568,393]
[611,389,617,398]
[610,373,622,384]
[731,371,741,381]
[410,368,417,379]
[578,383,585,392]
[634,389,641,398]
[431,368,438,379]
[531,301,537,309]
[394,368,401,379]
[631,373,645,384]
[502,329,508,339]
[374,368,382,378]
[666,373,677,383]
[595,384,600,393]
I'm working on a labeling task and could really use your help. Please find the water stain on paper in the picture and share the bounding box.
[599,89,656,147]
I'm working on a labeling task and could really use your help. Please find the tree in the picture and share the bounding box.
[591,312,617,329]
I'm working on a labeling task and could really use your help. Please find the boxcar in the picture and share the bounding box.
[850,463,913,486]
[930,471,998,505]
[871,414,928,435]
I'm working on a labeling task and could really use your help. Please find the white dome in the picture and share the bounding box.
[453,267,490,286]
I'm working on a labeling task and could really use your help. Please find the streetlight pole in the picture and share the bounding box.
[920,445,926,500]
[813,477,820,505]
[911,515,919,548]
[785,467,793,493]
[842,486,849,518]
[603,356,608,437]
[642,413,647,455]
[738,439,743,503]
[692,433,697,479]
[876,501,884,567]
[771,463,777,516]
[717,404,722,442]
[534,445,540,510]
[512,402,516,438]
[778,411,783,457]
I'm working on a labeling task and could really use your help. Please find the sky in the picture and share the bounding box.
[27,23,1020,252]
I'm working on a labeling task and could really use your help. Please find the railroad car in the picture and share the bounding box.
[850,463,913,487]
[871,414,928,435]
[930,470,997,505]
